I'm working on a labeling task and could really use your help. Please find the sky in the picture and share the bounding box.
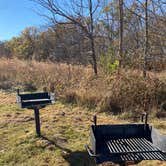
[0,0,47,41]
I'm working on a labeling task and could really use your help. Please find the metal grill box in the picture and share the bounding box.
[86,115,166,165]
[16,92,55,109]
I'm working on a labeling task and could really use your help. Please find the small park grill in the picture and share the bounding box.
[86,114,166,165]
[16,89,55,137]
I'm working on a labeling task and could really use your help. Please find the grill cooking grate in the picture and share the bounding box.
[106,138,166,161]
[118,151,166,161]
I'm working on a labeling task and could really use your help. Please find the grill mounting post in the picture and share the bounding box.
[141,112,148,131]
[93,115,97,130]
[17,89,20,95]
[34,107,41,137]
[93,115,97,126]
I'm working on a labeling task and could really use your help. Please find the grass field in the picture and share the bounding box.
[0,92,165,166]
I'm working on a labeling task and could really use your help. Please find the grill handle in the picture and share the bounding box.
[93,115,97,126]
[85,144,100,157]
[17,89,19,95]
[141,112,148,124]
[141,112,148,132]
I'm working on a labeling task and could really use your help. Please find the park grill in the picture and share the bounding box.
[16,90,54,108]
[16,89,55,136]
[86,114,166,165]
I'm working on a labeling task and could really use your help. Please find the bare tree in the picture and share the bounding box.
[143,0,148,78]
[89,0,97,74]
[32,0,100,75]
[119,0,123,67]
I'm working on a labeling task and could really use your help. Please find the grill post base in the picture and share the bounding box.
[34,108,41,137]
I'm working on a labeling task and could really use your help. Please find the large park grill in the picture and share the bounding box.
[86,114,166,165]
[16,89,55,137]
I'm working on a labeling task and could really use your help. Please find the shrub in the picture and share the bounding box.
[63,90,77,104]
[99,96,122,114]
[23,83,37,92]
[98,71,166,115]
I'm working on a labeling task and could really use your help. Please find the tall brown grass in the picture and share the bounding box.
[0,58,165,116]
[0,58,91,93]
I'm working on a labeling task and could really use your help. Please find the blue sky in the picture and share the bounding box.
[0,0,46,41]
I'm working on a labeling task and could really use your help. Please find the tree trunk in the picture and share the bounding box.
[89,0,97,75]
[90,36,97,75]
[143,0,148,78]
[119,0,123,68]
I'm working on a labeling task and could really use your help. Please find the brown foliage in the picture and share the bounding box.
[0,58,165,115]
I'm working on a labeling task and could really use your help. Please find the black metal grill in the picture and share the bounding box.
[16,90,55,108]
[86,114,166,165]
[16,89,55,137]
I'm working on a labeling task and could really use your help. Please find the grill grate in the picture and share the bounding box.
[107,138,159,154]
[106,138,166,161]
[119,151,166,161]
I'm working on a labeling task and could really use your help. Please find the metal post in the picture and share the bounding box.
[93,115,97,132]
[141,112,148,134]
[34,107,41,137]
[17,89,20,95]
[145,113,148,125]
[93,115,97,126]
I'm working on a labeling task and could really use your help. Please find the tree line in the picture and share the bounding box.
[0,0,165,75]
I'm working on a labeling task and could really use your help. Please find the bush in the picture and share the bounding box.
[63,90,77,104]
[98,71,166,115]
[23,83,37,92]
[63,90,100,109]
[99,96,122,114]
[0,81,13,90]
[99,47,119,74]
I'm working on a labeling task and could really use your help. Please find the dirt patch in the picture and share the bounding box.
[15,116,34,123]
[2,114,34,124]
[53,136,68,145]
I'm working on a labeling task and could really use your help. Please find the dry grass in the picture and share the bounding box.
[0,58,91,93]
[0,58,165,116]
